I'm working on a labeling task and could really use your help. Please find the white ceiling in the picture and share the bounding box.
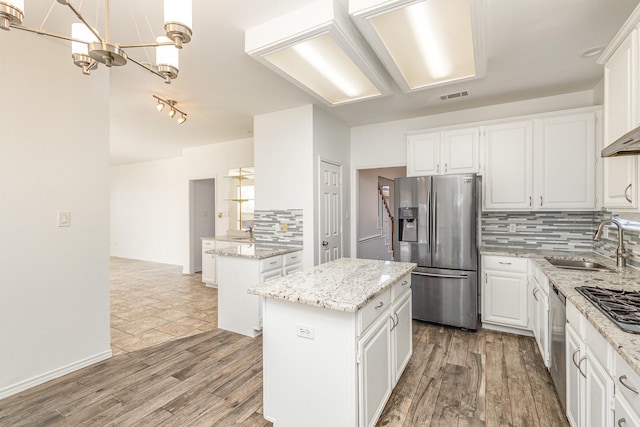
[14,0,640,165]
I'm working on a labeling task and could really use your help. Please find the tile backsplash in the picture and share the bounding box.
[254,209,303,246]
[481,210,640,269]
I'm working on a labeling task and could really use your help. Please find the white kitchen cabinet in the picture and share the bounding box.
[201,239,242,287]
[391,288,412,382]
[407,127,479,177]
[601,18,639,210]
[533,112,596,210]
[358,309,393,427]
[566,322,585,427]
[613,351,640,426]
[529,261,550,367]
[483,121,534,210]
[481,256,530,332]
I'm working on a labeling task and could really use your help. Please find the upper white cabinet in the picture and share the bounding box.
[483,121,534,210]
[601,21,639,210]
[407,127,479,177]
[533,112,596,210]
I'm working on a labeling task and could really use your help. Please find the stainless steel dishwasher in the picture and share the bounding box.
[549,283,566,411]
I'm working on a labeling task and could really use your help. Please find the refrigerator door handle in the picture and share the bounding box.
[427,190,431,252]
[413,271,469,280]
[433,191,438,249]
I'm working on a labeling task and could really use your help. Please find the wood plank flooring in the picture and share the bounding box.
[0,322,568,426]
[0,258,568,426]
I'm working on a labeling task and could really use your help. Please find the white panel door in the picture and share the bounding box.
[585,353,613,427]
[441,127,479,174]
[407,132,440,176]
[534,113,596,209]
[483,121,534,210]
[320,160,342,264]
[603,33,638,210]
[391,291,412,383]
[566,325,585,427]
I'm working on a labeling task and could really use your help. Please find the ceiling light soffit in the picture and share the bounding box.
[245,0,391,106]
[349,0,486,93]
[0,0,192,84]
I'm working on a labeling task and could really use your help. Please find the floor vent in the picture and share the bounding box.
[440,90,469,101]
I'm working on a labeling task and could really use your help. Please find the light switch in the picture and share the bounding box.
[57,211,71,227]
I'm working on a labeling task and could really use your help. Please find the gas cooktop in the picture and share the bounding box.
[576,286,640,334]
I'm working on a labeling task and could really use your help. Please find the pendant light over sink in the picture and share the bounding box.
[0,0,192,84]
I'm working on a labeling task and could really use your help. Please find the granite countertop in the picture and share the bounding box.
[481,246,640,376]
[248,258,417,312]
[201,235,254,243]
[207,243,301,259]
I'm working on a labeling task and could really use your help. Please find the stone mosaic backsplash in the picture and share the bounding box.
[481,211,595,251]
[254,209,303,246]
[481,210,640,269]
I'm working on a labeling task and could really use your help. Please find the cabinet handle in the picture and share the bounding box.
[572,348,581,369]
[437,164,440,174]
[375,301,384,309]
[618,418,627,427]
[578,356,587,378]
[401,280,408,286]
[529,196,532,207]
[540,196,543,206]
[290,256,298,259]
[619,375,639,394]
[270,261,277,265]
[445,163,448,173]
[625,184,633,203]
[532,287,540,302]
[498,261,512,265]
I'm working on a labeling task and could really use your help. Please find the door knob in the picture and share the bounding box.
[322,241,328,247]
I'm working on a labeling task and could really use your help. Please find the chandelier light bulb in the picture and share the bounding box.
[71,23,97,55]
[178,114,187,124]
[156,101,165,112]
[169,108,176,118]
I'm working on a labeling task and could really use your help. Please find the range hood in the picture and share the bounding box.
[602,125,640,157]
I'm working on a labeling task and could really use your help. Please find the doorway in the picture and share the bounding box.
[190,178,216,273]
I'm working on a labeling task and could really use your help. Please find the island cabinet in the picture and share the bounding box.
[249,258,415,427]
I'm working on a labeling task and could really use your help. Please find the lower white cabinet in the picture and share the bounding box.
[262,274,412,427]
[529,261,550,366]
[201,239,241,287]
[565,299,615,427]
[481,256,530,332]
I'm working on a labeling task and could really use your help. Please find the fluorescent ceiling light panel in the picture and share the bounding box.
[264,33,381,104]
[245,0,390,106]
[351,0,483,92]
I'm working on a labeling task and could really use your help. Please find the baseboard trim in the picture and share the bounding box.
[0,349,112,400]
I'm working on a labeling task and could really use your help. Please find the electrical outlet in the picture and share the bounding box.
[508,224,517,233]
[57,211,71,227]
[296,324,314,339]
[281,222,288,232]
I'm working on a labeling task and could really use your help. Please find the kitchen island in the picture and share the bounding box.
[248,257,416,427]
[211,243,302,337]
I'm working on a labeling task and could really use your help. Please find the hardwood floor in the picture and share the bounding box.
[0,258,568,426]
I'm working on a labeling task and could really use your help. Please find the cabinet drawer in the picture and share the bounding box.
[391,275,411,301]
[566,300,585,337]
[483,256,527,273]
[358,289,391,336]
[615,395,640,427]
[615,352,640,415]
[260,268,283,284]
[260,256,283,273]
[202,240,216,249]
[284,251,302,266]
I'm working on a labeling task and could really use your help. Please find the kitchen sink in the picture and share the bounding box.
[544,257,614,272]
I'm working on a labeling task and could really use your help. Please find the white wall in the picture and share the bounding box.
[0,32,110,398]
[349,90,599,255]
[255,106,314,267]
[183,138,254,273]
[110,157,184,265]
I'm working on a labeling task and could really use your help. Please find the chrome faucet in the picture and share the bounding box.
[593,219,627,267]
[248,226,254,240]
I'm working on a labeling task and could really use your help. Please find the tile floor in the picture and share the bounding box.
[110,257,217,355]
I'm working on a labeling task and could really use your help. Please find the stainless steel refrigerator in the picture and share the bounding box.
[394,174,478,330]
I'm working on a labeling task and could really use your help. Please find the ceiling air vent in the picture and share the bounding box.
[440,91,469,101]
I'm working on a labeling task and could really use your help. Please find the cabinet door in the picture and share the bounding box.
[603,33,638,210]
[534,113,596,210]
[566,325,585,427]
[483,121,534,210]
[358,314,393,427]
[483,270,529,329]
[531,283,543,355]
[391,291,412,383]
[585,352,613,427]
[407,132,440,176]
[441,128,479,174]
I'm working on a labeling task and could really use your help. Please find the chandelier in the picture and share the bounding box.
[0,0,192,84]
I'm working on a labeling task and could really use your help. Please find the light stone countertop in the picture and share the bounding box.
[201,235,254,243]
[247,257,417,312]
[481,247,640,376]
[207,243,301,259]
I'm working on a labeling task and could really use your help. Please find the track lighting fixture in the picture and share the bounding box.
[153,95,187,124]
[1,0,192,84]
